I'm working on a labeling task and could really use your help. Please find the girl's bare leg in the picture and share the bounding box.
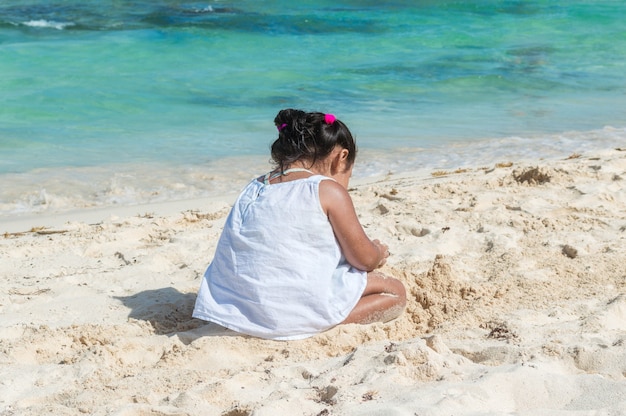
[342,271,407,325]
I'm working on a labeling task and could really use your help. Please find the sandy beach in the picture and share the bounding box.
[1,148,625,415]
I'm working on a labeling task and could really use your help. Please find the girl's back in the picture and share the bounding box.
[192,175,368,340]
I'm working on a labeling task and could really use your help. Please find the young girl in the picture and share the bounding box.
[193,109,406,340]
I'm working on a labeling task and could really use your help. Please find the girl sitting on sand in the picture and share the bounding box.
[193,109,406,340]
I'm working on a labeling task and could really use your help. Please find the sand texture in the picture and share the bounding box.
[1,149,625,415]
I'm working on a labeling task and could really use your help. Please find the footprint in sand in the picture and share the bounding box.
[396,223,431,237]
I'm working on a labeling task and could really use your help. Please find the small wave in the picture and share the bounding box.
[22,20,75,30]
[193,6,214,13]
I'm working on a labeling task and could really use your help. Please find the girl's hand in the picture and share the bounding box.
[373,239,390,268]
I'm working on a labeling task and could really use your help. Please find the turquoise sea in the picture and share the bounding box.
[1,1,625,217]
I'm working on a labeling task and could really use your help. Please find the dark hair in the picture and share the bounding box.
[271,109,357,172]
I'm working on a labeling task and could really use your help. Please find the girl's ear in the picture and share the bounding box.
[331,147,351,174]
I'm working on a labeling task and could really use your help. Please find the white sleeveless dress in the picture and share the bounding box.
[192,174,367,340]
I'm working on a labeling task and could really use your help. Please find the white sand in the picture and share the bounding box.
[1,149,625,415]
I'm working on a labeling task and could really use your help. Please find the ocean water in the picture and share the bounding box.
[1,1,625,217]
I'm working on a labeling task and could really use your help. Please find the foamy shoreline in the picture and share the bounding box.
[3,126,625,225]
[1,148,625,415]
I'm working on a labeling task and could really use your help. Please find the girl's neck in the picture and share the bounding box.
[262,164,316,185]
[286,160,328,176]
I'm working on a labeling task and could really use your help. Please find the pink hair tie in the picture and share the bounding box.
[277,123,288,131]
[324,113,336,125]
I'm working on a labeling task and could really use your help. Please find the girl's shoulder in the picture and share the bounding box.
[318,178,351,215]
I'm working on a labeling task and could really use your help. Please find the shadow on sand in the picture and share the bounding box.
[114,287,237,343]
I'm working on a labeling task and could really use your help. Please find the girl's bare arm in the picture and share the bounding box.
[319,180,388,271]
